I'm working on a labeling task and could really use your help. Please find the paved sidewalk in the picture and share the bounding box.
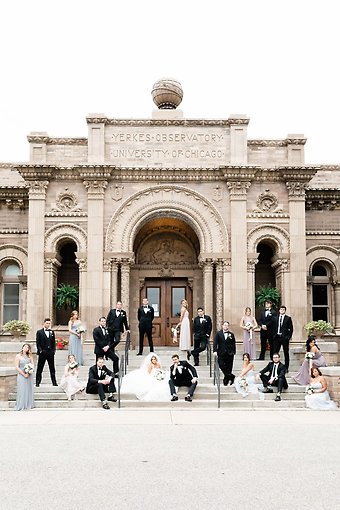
[1,410,339,510]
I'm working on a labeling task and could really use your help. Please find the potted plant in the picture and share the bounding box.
[56,284,79,310]
[56,337,69,350]
[2,320,31,339]
[255,284,281,309]
[304,320,333,338]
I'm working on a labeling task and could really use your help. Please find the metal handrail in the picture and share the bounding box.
[117,353,125,409]
[206,341,212,377]
[213,355,221,409]
[124,331,131,373]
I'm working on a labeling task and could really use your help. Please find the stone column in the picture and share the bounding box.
[120,258,134,319]
[286,181,308,335]
[87,115,105,164]
[200,259,214,325]
[247,257,258,312]
[333,280,340,332]
[75,255,87,331]
[26,181,49,331]
[111,259,119,308]
[229,116,249,165]
[83,180,107,329]
[44,256,61,323]
[18,276,28,322]
[215,260,223,329]
[103,258,112,313]
[272,258,290,309]
[227,181,250,328]
[222,259,231,324]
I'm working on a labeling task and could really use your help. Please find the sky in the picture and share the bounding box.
[0,0,339,164]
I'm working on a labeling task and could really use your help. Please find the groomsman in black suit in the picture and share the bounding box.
[93,317,119,374]
[257,353,288,402]
[191,307,212,366]
[106,301,130,347]
[213,321,236,386]
[273,305,293,371]
[86,357,117,409]
[258,300,277,360]
[137,298,155,355]
[169,354,198,402]
[35,318,57,387]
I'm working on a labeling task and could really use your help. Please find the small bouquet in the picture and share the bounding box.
[69,361,79,370]
[24,362,34,374]
[154,369,166,381]
[239,377,248,390]
[245,322,253,339]
[56,337,68,350]
[305,384,315,395]
[171,327,179,343]
[305,352,315,360]
[76,326,86,334]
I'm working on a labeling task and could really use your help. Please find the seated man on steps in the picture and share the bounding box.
[169,354,198,402]
[256,352,288,402]
[86,357,117,409]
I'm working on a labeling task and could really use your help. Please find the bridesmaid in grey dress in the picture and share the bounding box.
[15,343,34,411]
[293,336,327,385]
[68,310,84,365]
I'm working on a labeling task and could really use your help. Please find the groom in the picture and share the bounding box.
[169,354,198,402]
[86,357,117,409]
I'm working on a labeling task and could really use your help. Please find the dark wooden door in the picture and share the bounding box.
[142,278,192,346]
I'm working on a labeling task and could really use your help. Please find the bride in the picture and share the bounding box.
[120,353,170,401]
[234,352,261,398]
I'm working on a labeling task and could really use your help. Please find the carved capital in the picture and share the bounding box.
[272,258,289,272]
[83,180,108,196]
[75,258,87,271]
[247,258,258,273]
[226,181,250,198]
[286,181,307,199]
[103,259,112,271]
[28,180,49,198]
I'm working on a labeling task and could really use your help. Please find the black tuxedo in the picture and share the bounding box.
[213,329,236,384]
[93,325,119,374]
[259,361,288,392]
[258,307,277,359]
[192,314,212,364]
[35,328,57,385]
[169,361,198,397]
[106,308,129,346]
[86,364,116,401]
[137,305,155,354]
[273,314,293,370]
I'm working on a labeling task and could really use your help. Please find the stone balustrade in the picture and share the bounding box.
[0,368,16,407]
[0,342,37,368]
[322,367,340,405]
[291,341,338,366]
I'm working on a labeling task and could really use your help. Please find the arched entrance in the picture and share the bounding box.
[134,217,199,346]
[56,241,79,325]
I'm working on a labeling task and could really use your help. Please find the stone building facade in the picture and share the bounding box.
[0,81,340,346]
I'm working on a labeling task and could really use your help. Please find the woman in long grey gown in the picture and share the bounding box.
[293,336,327,386]
[15,343,34,411]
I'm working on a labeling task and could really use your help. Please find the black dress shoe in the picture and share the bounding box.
[275,394,281,402]
[136,353,142,356]
[262,387,273,393]
[185,395,192,402]
[187,351,191,360]
[257,358,264,361]
[35,384,40,387]
[170,395,178,401]
[223,379,229,386]
[53,383,58,386]
[229,375,235,385]
[108,395,117,402]
[102,401,110,409]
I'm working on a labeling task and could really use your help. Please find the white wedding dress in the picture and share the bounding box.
[120,353,170,402]
[234,370,262,398]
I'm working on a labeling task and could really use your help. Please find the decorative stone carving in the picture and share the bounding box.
[247,258,258,273]
[86,117,248,127]
[105,185,228,253]
[103,259,112,271]
[3,199,25,209]
[255,190,280,212]
[213,185,223,202]
[75,258,87,271]
[53,190,81,212]
[158,265,175,277]
[27,181,49,197]
[44,224,87,252]
[27,136,87,145]
[247,225,290,253]
[111,184,124,201]
[83,180,108,196]
[286,181,307,198]
[271,258,289,272]
[137,234,195,265]
[226,181,251,198]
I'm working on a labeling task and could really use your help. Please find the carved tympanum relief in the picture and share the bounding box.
[137,233,196,265]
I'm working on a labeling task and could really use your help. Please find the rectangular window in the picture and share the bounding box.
[3,283,20,322]
[312,284,328,321]
[147,287,160,317]
[172,287,186,317]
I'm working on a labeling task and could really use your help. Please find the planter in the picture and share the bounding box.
[10,330,22,341]
[312,330,325,340]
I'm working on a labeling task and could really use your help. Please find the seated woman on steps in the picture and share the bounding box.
[293,336,327,386]
[60,354,86,401]
[120,352,170,401]
[234,352,261,398]
[305,367,337,410]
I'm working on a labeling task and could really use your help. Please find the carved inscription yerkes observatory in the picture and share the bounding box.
[106,126,229,167]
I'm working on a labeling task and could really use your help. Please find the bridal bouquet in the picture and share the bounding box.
[76,326,86,334]
[24,363,34,374]
[69,361,79,370]
[305,352,315,360]
[305,384,315,395]
[239,377,248,390]
[154,369,166,381]
[245,322,253,331]
[171,327,178,343]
